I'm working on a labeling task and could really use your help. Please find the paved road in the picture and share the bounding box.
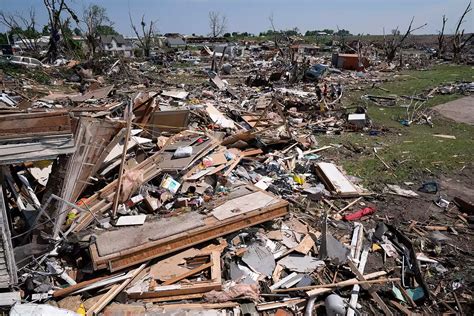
[434,95,474,125]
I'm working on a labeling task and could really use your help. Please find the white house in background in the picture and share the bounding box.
[99,35,134,57]
[13,35,50,51]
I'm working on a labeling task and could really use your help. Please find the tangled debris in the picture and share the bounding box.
[0,43,472,316]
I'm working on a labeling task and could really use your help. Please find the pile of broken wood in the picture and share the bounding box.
[0,56,471,316]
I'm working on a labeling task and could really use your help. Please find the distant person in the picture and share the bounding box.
[315,85,322,101]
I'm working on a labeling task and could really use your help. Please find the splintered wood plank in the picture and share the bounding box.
[293,234,315,255]
[316,162,359,196]
[162,262,212,285]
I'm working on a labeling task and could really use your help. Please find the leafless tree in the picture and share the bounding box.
[437,15,448,57]
[383,17,427,63]
[336,25,348,48]
[0,8,41,51]
[268,13,280,49]
[453,1,474,62]
[83,4,111,58]
[268,13,290,56]
[43,0,79,62]
[208,11,227,38]
[130,13,156,57]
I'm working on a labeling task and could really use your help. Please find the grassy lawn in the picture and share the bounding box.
[321,64,474,188]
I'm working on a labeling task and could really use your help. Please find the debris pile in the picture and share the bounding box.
[0,45,472,316]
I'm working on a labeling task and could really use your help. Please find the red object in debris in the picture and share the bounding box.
[343,207,376,221]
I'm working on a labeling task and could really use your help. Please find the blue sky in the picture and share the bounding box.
[1,0,473,36]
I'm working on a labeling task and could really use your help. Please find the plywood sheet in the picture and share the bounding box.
[161,90,189,100]
[103,136,152,164]
[150,110,190,134]
[95,212,205,257]
[211,191,280,221]
[149,248,201,281]
[115,214,147,226]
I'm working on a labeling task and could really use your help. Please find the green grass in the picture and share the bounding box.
[320,64,474,189]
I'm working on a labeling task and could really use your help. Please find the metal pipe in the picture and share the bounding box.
[304,295,318,316]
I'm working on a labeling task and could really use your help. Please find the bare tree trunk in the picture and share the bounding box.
[0,9,40,53]
[437,15,447,58]
[43,0,78,62]
[130,13,156,58]
[383,17,426,63]
[208,11,227,38]
[453,1,473,63]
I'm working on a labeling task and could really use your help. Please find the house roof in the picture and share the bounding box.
[100,35,126,45]
[164,33,183,38]
[167,37,186,46]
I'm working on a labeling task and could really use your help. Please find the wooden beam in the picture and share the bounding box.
[87,263,146,316]
[256,299,306,311]
[142,293,204,303]
[389,300,418,316]
[112,102,133,218]
[275,271,389,293]
[128,282,221,300]
[153,302,239,310]
[347,260,393,316]
[163,262,213,285]
[53,273,122,298]
[128,250,222,300]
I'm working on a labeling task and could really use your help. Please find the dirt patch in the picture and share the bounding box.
[433,96,474,125]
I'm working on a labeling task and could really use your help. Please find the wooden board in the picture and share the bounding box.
[315,162,359,197]
[128,250,221,300]
[211,191,280,221]
[70,85,114,102]
[149,110,190,134]
[0,111,71,139]
[95,212,204,257]
[89,188,288,272]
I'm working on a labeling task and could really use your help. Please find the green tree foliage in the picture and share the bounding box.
[0,33,8,45]
[96,25,118,36]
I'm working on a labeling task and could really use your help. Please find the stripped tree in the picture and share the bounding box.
[43,0,79,62]
[452,1,474,63]
[437,15,448,57]
[383,17,427,63]
[0,8,41,52]
[208,11,227,38]
[130,13,156,57]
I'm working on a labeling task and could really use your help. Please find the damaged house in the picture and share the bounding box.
[100,35,134,57]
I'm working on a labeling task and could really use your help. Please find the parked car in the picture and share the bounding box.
[10,56,48,68]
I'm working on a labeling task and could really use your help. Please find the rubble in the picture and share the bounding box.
[0,34,472,316]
